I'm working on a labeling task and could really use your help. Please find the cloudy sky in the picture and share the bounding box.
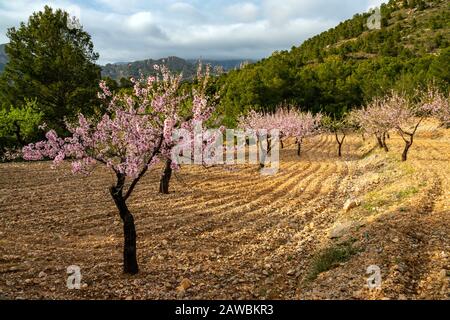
[0,0,386,64]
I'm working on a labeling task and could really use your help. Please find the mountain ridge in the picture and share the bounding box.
[101,56,254,81]
[0,45,253,80]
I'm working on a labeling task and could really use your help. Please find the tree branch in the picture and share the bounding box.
[124,135,163,201]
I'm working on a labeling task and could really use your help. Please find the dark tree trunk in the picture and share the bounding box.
[398,118,422,162]
[159,159,172,194]
[402,138,413,162]
[376,134,383,148]
[121,208,138,274]
[280,139,284,149]
[382,132,389,152]
[296,138,303,156]
[110,177,139,275]
[335,132,345,157]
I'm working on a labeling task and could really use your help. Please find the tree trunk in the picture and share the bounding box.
[258,136,271,169]
[280,139,284,149]
[376,134,383,148]
[402,139,412,162]
[382,132,389,152]
[110,182,139,275]
[335,132,345,157]
[399,118,422,162]
[159,159,172,194]
[296,138,303,156]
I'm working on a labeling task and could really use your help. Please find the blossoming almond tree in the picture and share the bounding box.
[321,115,351,157]
[421,86,449,129]
[237,110,270,168]
[289,111,322,156]
[238,107,322,163]
[264,107,322,156]
[22,66,215,274]
[157,64,220,194]
[363,90,435,161]
[351,98,394,152]
[370,91,426,161]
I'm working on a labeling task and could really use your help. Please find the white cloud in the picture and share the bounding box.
[262,0,385,26]
[225,2,259,22]
[169,2,196,14]
[367,0,387,10]
[93,0,145,13]
[0,0,389,64]
[126,11,154,31]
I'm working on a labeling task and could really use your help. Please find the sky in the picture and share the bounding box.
[0,0,387,64]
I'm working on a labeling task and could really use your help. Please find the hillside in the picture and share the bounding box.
[216,0,450,126]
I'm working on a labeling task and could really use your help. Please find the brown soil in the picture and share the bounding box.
[0,121,448,300]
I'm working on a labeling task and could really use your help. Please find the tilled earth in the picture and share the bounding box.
[0,128,448,300]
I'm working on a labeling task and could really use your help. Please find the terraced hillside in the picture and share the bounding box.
[0,120,448,299]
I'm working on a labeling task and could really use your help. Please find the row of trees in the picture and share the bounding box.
[236,85,449,163]
[351,87,449,161]
[21,73,449,275]
[237,108,322,161]
[2,3,449,151]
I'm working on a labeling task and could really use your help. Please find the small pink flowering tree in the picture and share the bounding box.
[22,66,215,274]
[237,110,271,168]
[351,88,444,161]
[421,86,449,128]
[378,90,431,161]
[238,107,322,162]
[156,64,219,194]
[265,107,322,156]
[288,111,322,156]
[321,115,352,157]
[351,98,394,152]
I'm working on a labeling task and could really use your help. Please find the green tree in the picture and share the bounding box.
[0,99,43,149]
[0,6,101,134]
[428,48,450,86]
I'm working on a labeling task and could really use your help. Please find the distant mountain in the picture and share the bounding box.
[0,45,253,80]
[101,56,195,81]
[0,44,7,73]
[101,57,254,81]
